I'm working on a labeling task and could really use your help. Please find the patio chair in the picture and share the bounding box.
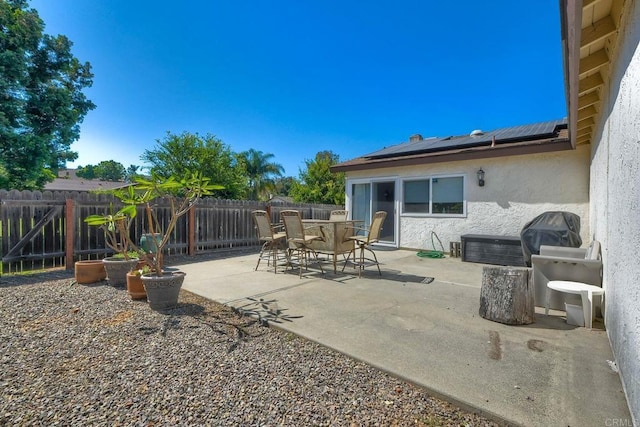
[280,210,325,277]
[252,210,287,273]
[341,211,387,277]
[329,210,348,221]
[531,240,603,312]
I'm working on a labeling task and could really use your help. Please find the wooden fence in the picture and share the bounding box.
[0,190,342,275]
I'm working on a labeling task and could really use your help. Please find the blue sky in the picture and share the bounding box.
[30,1,566,177]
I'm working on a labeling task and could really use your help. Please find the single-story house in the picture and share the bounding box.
[333,0,639,421]
[331,118,591,252]
[44,169,130,192]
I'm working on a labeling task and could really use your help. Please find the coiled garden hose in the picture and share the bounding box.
[416,231,445,258]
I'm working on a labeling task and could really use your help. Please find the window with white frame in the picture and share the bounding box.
[402,175,465,215]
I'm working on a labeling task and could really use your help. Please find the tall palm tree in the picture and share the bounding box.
[239,149,284,200]
[125,164,141,182]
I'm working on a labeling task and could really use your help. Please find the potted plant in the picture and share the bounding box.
[74,259,107,284]
[84,203,139,286]
[126,264,150,300]
[128,172,222,309]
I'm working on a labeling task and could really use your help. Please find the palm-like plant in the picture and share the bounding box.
[239,149,284,200]
[127,172,223,275]
[84,204,137,259]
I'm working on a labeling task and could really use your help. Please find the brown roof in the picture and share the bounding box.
[331,121,571,173]
[44,178,130,192]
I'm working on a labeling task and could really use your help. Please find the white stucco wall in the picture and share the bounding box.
[347,146,591,252]
[589,1,640,422]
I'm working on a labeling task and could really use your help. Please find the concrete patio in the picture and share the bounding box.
[176,249,631,426]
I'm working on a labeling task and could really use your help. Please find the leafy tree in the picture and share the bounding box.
[238,149,284,200]
[0,0,95,190]
[141,131,247,199]
[273,176,297,197]
[94,160,125,181]
[76,161,126,181]
[76,164,96,179]
[0,163,8,185]
[290,151,345,205]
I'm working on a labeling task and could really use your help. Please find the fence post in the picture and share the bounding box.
[188,205,195,256]
[65,198,74,270]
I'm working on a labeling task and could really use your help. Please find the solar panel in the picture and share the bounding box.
[366,118,567,159]
[364,137,441,157]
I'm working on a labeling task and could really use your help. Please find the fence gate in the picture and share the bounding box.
[1,191,67,274]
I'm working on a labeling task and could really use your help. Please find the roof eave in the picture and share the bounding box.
[331,137,572,173]
[560,0,583,149]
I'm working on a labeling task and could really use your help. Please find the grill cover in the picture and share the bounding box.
[520,211,582,266]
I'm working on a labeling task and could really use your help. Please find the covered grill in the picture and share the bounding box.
[520,211,582,266]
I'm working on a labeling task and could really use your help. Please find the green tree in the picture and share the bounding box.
[76,164,96,179]
[141,131,247,199]
[77,161,126,181]
[290,151,345,205]
[0,163,8,185]
[94,160,125,181]
[238,149,284,200]
[273,176,297,197]
[0,0,95,190]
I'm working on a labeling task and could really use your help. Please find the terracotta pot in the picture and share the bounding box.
[126,272,147,300]
[135,260,148,270]
[103,257,139,287]
[74,260,107,284]
[142,271,186,310]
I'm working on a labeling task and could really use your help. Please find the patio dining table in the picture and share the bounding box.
[302,219,362,273]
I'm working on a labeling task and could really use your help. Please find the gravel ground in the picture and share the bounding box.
[0,267,500,426]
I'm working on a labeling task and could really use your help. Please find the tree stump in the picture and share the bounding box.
[479,266,534,325]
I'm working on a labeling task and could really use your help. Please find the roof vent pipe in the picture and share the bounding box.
[409,134,423,143]
[470,129,484,136]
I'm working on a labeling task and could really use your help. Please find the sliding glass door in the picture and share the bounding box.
[371,181,395,243]
[351,182,371,227]
[348,179,397,246]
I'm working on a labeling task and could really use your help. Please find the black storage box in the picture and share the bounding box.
[461,234,526,267]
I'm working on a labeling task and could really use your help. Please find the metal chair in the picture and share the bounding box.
[280,210,325,277]
[329,210,348,221]
[342,211,387,277]
[252,210,286,273]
